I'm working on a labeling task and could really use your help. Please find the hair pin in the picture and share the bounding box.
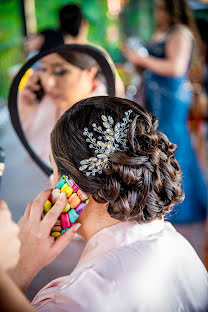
[79,109,133,176]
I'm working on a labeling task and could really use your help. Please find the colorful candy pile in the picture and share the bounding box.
[42,175,89,238]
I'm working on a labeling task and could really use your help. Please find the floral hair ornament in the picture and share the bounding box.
[79,109,133,176]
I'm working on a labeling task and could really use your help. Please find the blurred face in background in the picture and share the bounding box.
[38,53,98,110]
[154,0,170,29]
[24,33,44,55]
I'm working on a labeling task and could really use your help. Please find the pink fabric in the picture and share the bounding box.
[22,96,57,165]
[32,220,208,311]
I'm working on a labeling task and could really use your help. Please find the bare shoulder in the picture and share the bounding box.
[166,24,194,52]
[170,24,194,40]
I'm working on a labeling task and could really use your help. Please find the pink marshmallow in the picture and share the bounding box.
[60,213,71,229]
[72,184,79,192]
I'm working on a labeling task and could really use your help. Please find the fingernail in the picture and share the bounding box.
[60,192,66,201]
[72,223,81,232]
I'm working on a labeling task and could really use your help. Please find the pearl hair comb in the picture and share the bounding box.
[79,109,133,176]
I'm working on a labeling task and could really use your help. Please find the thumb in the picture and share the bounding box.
[51,223,81,257]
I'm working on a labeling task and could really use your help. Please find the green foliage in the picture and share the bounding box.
[0,0,22,43]
[0,0,154,101]
[120,0,154,42]
[34,0,120,61]
[0,1,24,103]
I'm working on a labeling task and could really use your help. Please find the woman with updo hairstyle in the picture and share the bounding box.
[11,96,207,311]
[51,96,185,223]
[58,3,125,96]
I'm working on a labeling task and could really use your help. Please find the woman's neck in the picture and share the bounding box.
[64,33,88,45]
[77,197,121,242]
[152,25,170,41]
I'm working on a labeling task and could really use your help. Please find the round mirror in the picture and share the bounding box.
[8,44,116,176]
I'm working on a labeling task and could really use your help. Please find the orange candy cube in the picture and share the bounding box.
[68,193,81,208]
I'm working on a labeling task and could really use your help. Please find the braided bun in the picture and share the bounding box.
[51,96,184,223]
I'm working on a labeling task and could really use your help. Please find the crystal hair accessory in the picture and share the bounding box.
[79,109,133,176]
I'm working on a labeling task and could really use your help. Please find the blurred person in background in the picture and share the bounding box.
[123,0,207,260]
[24,29,64,58]
[7,29,63,82]
[18,50,104,164]
[58,3,125,97]
[59,4,88,45]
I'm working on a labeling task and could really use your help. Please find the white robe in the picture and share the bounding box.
[32,220,208,311]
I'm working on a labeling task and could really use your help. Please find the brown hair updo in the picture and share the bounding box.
[51,96,184,223]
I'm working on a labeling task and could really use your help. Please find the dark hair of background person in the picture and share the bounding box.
[57,50,99,70]
[39,29,64,53]
[59,4,83,37]
[51,96,184,224]
[156,0,202,65]
[156,0,200,39]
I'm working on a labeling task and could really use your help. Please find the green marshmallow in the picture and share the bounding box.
[56,177,66,189]
[68,209,79,223]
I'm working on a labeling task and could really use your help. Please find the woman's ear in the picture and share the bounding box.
[86,66,99,80]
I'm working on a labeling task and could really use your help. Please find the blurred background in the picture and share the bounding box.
[0,0,208,297]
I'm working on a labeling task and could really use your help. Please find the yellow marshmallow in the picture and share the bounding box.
[62,202,71,213]
[51,232,61,238]
[43,200,52,213]
[61,183,73,197]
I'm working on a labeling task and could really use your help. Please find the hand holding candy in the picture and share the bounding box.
[8,189,81,292]
[8,176,89,291]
